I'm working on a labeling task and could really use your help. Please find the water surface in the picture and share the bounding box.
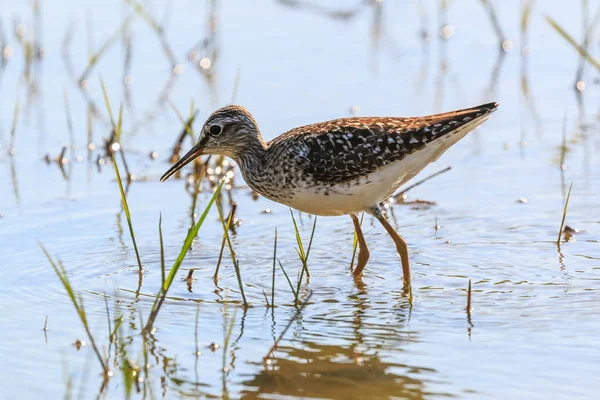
[0,1,599,398]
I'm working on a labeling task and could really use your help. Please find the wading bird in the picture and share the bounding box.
[161,103,498,289]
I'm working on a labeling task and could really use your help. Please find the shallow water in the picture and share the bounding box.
[1,0,599,398]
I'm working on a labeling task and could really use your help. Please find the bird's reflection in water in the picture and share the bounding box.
[242,340,435,399]
[241,283,444,399]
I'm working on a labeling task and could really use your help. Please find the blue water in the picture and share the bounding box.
[0,1,599,398]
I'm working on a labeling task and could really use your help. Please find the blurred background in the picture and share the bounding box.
[0,1,599,399]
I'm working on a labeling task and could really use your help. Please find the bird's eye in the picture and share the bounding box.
[209,125,222,136]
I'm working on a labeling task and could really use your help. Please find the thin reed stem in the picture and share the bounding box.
[112,153,143,271]
[159,213,165,287]
[557,182,574,246]
[39,243,109,376]
[394,166,451,199]
[272,228,277,308]
[213,204,236,283]
[216,202,247,307]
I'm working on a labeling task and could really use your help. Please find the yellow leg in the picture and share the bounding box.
[372,211,411,290]
[350,214,370,278]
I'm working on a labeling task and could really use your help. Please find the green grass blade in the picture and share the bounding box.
[110,314,123,343]
[232,260,248,307]
[78,14,134,84]
[116,102,123,142]
[146,180,225,330]
[213,204,235,283]
[278,260,297,299]
[216,202,247,307]
[289,208,310,277]
[168,98,197,139]
[112,153,143,271]
[124,0,177,67]
[165,180,224,291]
[557,182,574,245]
[114,103,132,181]
[216,202,237,266]
[39,243,108,375]
[159,213,165,288]
[289,208,305,258]
[125,0,161,32]
[546,16,600,72]
[294,260,305,306]
[304,216,317,261]
[349,213,364,270]
[520,0,534,32]
[99,77,115,128]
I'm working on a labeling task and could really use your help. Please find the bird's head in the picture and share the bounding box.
[160,105,262,182]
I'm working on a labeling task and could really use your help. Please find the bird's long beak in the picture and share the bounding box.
[160,137,207,182]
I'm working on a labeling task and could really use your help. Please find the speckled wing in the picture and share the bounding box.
[277,103,498,184]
